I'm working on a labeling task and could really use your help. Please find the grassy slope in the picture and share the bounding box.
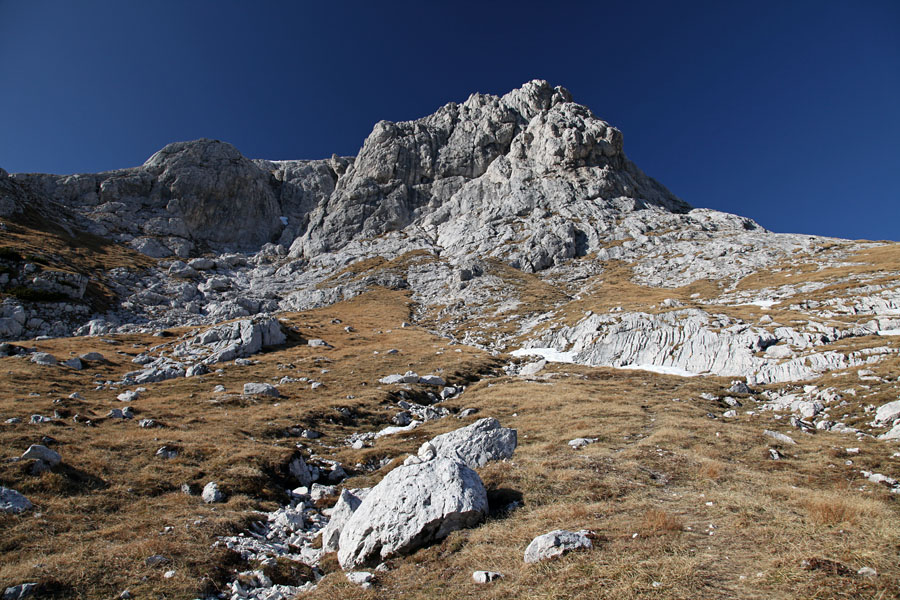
[1,288,898,598]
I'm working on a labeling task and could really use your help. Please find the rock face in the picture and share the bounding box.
[420,418,517,468]
[337,457,488,569]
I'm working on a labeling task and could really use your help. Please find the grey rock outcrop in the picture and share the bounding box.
[337,457,488,569]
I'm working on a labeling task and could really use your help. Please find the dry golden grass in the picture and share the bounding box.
[640,509,684,534]
[0,207,156,310]
[2,289,900,598]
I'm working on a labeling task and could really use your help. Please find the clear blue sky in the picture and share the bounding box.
[1,0,898,241]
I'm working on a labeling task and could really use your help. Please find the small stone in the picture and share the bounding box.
[723,410,737,418]
[202,482,225,503]
[117,390,139,402]
[242,382,280,397]
[472,570,503,583]
[144,554,169,567]
[63,357,83,370]
[308,339,330,347]
[79,352,105,361]
[763,430,796,445]
[2,583,38,600]
[21,444,61,467]
[30,352,57,366]
[156,446,178,460]
[418,375,446,386]
[524,530,593,563]
[345,571,374,587]
[728,380,752,394]
[163,570,176,579]
[568,437,599,449]
[138,418,159,428]
[0,486,33,514]
[857,566,877,578]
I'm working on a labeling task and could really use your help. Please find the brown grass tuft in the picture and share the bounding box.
[804,494,866,526]
[640,508,684,534]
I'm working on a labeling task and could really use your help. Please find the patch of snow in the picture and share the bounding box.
[617,364,701,377]
[740,299,780,309]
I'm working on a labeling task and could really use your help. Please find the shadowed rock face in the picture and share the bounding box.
[141,139,282,248]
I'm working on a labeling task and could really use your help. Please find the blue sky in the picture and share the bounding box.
[1,0,898,240]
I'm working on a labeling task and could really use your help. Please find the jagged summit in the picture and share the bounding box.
[5,80,695,269]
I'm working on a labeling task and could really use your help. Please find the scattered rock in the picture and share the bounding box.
[144,554,170,567]
[764,430,796,445]
[202,482,225,503]
[62,357,83,370]
[243,382,280,397]
[2,583,38,600]
[29,352,57,366]
[21,444,61,467]
[79,352,105,361]
[345,571,374,588]
[524,530,593,563]
[117,390,139,402]
[568,437,598,449]
[0,487,33,514]
[156,446,178,459]
[728,380,752,394]
[519,360,546,377]
[472,571,503,584]
[874,400,900,423]
[378,371,420,385]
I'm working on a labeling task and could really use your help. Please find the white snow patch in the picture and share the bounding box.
[740,299,780,309]
[617,364,701,377]
[511,347,576,363]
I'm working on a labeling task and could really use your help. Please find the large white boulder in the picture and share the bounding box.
[337,457,488,569]
[420,418,517,469]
